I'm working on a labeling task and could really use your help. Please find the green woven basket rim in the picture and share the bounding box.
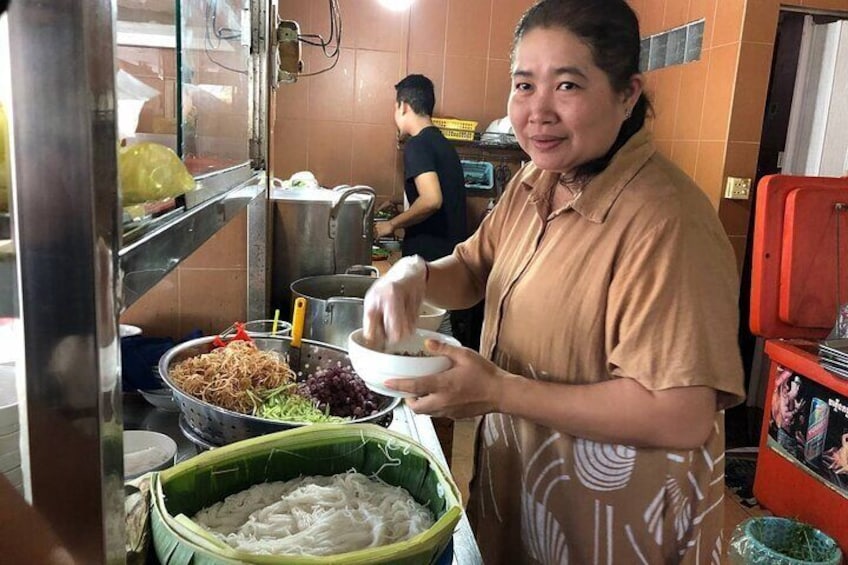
[742,517,842,564]
[153,423,463,564]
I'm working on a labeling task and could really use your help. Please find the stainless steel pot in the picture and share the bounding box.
[270,185,376,318]
[290,267,379,348]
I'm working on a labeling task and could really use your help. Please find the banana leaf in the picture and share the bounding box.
[152,423,462,565]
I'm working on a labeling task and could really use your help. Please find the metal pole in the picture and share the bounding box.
[8,0,124,562]
[248,0,272,321]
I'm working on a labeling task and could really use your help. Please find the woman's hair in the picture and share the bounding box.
[513,0,652,179]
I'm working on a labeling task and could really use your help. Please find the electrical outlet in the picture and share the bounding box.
[724,176,752,200]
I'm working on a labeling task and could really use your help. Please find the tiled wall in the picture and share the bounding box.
[126,0,848,335]
[270,0,766,216]
[120,210,248,338]
[633,0,847,273]
[274,0,536,204]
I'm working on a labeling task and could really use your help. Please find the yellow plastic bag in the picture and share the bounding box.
[119,142,195,206]
[0,104,9,213]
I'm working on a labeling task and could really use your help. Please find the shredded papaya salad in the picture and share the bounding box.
[169,339,380,423]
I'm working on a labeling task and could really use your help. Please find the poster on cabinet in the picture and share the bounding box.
[767,365,848,498]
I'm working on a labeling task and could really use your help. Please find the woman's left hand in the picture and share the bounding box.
[385,339,507,419]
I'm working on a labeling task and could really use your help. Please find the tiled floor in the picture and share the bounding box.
[448,418,770,562]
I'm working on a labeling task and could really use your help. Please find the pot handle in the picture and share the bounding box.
[345,265,379,278]
[325,296,364,313]
[329,185,376,239]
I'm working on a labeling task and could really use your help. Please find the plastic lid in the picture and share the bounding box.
[270,186,373,202]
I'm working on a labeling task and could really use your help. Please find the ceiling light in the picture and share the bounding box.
[378,0,414,11]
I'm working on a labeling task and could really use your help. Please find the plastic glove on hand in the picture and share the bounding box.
[362,255,427,349]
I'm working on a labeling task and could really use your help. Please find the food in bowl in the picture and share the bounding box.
[347,329,461,398]
[123,430,177,479]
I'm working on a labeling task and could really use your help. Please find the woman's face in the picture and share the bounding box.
[508,27,641,175]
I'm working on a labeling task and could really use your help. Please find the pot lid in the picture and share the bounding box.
[270,186,373,202]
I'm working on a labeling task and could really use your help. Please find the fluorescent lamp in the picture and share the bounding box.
[378,0,414,11]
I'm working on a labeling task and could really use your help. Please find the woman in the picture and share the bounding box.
[363,0,745,562]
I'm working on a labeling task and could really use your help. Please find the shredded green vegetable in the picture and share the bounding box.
[255,388,347,424]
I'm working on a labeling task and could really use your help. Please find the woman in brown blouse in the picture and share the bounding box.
[363,1,745,563]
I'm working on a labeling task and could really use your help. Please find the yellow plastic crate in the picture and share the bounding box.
[439,128,475,141]
[432,117,478,132]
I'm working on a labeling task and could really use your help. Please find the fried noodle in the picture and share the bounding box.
[169,341,296,414]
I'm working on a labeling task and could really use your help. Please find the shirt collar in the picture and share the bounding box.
[521,128,656,223]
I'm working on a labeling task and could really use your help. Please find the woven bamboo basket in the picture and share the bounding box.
[151,423,462,564]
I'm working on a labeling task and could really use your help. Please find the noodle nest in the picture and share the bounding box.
[193,472,434,556]
[169,341,295,414]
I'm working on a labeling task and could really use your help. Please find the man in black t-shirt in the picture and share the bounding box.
[376,74,467,263]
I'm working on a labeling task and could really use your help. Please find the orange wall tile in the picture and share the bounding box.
[694,140,727,208]
[351,124,400,198]
[442,56,489,120]
[688,0,718,48]
[712,0,746,47]
[639,0,666,35]
[307,121,354,187]
[445,0,493,59]
[488,1,533,60]
[742,0,780,43]
[700,43,738,141]
[410,0,448,55]
[483,59,512,128]
[671,140,699,179]
[647,66,682,141]
[663,0,692,29]
[673,57,709,141]
[728,42,773,143]
[120,210,249,338]
[354,50,402,125]
[305,48,356,123]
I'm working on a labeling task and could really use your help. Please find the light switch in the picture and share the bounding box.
[724,177,752,200]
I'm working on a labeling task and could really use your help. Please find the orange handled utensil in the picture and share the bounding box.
[289,297,307,373]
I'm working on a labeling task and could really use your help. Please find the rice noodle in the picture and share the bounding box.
[193,472,434,556]
[169,341,295,414]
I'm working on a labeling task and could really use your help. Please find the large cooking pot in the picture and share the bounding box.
[290,267,379,348]
[271,185,375,319]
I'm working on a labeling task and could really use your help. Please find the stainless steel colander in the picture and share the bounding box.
[158,336,399,446]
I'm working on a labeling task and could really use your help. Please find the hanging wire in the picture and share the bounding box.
[835,203,847,336]
[297,0,342,77]
[205,0,248,74]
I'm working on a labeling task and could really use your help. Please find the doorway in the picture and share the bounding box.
[733,8,848,448]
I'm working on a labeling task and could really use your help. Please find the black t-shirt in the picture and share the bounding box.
[402,126,467,262]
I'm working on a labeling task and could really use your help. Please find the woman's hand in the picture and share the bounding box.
[386,339,506,419]
[362,255,427,348]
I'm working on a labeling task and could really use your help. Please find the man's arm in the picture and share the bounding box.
[376,172,442,237]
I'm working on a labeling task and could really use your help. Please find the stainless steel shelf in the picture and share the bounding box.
[120,174,264,309]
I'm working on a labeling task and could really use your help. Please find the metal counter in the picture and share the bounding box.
[123,394,483,565]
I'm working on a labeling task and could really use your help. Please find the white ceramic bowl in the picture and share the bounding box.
[0,448,20,473]
[347,329,461,398]
[416,302,447,332]
[0,366,18,437]
[123,430,177,480]
[0,429,18,458]
[138,388,180,412]
[3,465,22,488]
[119,324,143,338]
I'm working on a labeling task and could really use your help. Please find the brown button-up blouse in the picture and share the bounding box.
[453,128,745,564]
